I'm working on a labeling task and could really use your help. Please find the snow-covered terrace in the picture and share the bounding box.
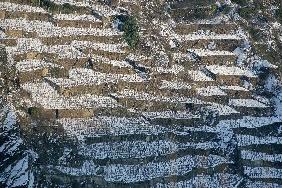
[0,18,122,37]
[241,150,282,163]
[49,0,91,7]
[172,52,195,61]
[187,49,235,56]
[50,0,118,16]
[186,15,233,25]
[53,13,101,22]
[91,4,118,17]
[196,86,227,97]
[7,38,85,59]
[219,85,249,91]
[92,55,133,68]
[16,60,61,72]
[142,111,200,120]
[151,65,184,75]
[79,140,220,160]
[7,38,43,54]
[156,174,242,188]
[176,33,242,41]
[57,116,168,139]
[46,45,86,59]
[205,102,239,116]
[21,82,119,109]
[114,89,203,104]
[52,154,231,182]
[216,116,282,129]
[206,65,257,78]
[188,70,214,82]
[69,68,145,82]
[229,99,269,108]
[237,134,282,147]
[71,40,127,53]
[9,38,126,59]
[244,166,282,179]
[46,68,146,88]
[159,80,192,90]
[0,2,47,13]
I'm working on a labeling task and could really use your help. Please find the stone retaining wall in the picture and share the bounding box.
[18,68,48,83]
[0,38,17,46]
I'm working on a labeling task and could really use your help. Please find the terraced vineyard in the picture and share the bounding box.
[0,0,282,187]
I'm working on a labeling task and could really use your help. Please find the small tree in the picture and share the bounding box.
[231,0,247,6]
[123,16,140,49]
[277,6,282,23]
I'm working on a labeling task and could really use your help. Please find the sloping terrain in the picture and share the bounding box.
[0,0,282,187]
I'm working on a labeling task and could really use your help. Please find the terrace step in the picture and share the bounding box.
[53,13,103,28]
[204,65,258,86]
[0,2,51,21]
[174,32,243,51]
[16,59,63,83]
[21,82,124,118]
[112,89,204,112]
[44,68,147,96]
[229,99,273,116]
[175,23,238,35]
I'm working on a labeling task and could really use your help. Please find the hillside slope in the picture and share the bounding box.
[0,0,282,187]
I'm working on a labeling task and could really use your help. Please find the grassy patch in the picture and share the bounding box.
[28,107,41,118]
[238,6,257,19]
[231,0,248,6]
[253,43,278,63]
[277,6,282,23]
[123,16,140,49]
[221,5,232,14]
[247,27,261,41]
[210,4,218,15]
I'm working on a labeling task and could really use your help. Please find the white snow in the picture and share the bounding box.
[115,89,203,104]
[0,2,47,13]
[155,173,242,188]
[142,111,200,119]
[177,32,241,41]
[220,85,249,91]
[205,102,239,116]
[71,40,127,53]
[217,116,282,129]
[57,116,169,140]
[152,64,185,75]
[188,70,214,82]
[187,49,235,56]
[196,86,227,96]
[0,18,121,37]
[159,80,192,90]
[53,13,101,22]
[229,99,269,108]
[79,140,220,159]
[16,60,61,72]
[237,134,282,147]
[21,82,119,109]
[206,65,256,77]
[104,154,231,183]
[244,166,282,179]
[241,150,282,162]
